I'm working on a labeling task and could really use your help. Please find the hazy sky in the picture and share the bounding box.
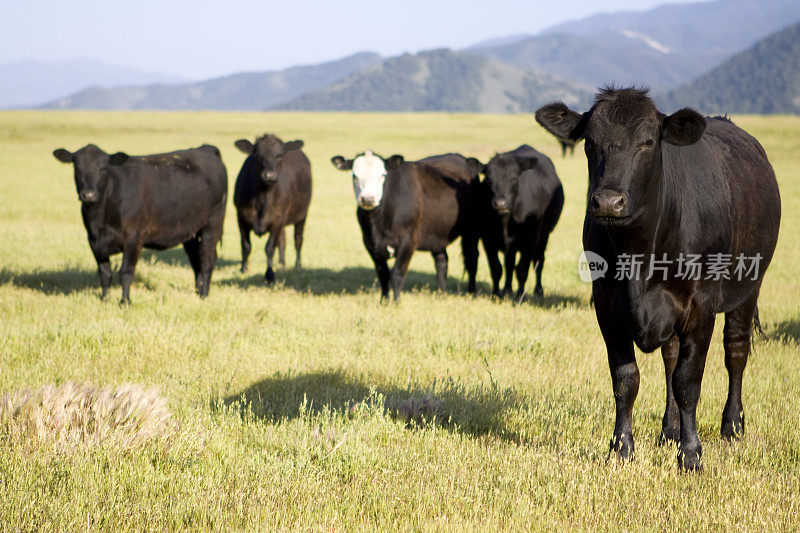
[2,0,696,80]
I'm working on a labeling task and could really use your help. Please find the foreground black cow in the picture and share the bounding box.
[479,145,564,301]
[53,144,228,303]
[536,87,781,471]
[233,134,312,283]
[331,151,481,301]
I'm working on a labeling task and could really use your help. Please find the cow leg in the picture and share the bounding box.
[721,291,759,441]
[461,233,479,294]
[596,292,639,461]
[293,219,306,270]
[514,248,534,304]
[92,251,112,300]
[673,315,715,471]
[190,228,220,298]
[277,228,286,267]
[183,237,202,288]
[370,253,390,301]
[264,227,283,283]
[390,240,416,301]
[659,334,681,444]
[237,215,252,274]
[432,251,448,292]
[119,239,143,305]
[502,246,517,298]
[482,239,502,297]
[532,233,551,298]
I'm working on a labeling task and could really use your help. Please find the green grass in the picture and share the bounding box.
[0,110,798,530]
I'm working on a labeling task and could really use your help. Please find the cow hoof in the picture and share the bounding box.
[533,286,544,298]
[678,448,703,472]
[658,428,680,446]
[608,435,634,463]
[265,269,275,283]
[721,415,745,441]
[119,298,131,307]
[240,265,248,274]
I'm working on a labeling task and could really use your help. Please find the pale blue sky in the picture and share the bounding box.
[1,0,696,79]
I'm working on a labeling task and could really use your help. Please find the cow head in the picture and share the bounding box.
[482,148,538,215]
[331,150,403,210]
[535,86,705,227]
[53,144,129,204]
[235,134,303,185]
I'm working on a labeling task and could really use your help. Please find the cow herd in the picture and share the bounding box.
[51,86,781,472]
[54,136,567,305]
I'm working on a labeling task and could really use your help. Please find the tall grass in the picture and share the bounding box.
[0,110,798,529]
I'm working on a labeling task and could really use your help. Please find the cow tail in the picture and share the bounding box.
[752,306,766,340]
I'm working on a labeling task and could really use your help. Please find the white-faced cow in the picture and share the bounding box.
[331,151,481,301]
[478,145,564,302]
[233,134,312,283]
[53,144,228,304]
[536,87,781,471]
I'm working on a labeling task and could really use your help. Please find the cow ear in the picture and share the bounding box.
[535,102,586,141]
[331,156,352,171]
[235,139,254,154]
[466,157,484,175]
[283,140,304,152]
[108,152,129,166]
[53,148,73,163]
[385,155,404,170]
[518,156,538,171]
[661,108,706,146]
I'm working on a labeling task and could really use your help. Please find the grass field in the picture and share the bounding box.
[0,110,798,530]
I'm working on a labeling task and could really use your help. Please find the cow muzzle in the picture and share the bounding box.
[261,171,278,184]
[492,198,510,215]
[79,190,99,203]
[358,195,378,210]
[589,190,630,223]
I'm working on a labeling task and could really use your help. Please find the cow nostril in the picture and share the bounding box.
[612,195,625,208]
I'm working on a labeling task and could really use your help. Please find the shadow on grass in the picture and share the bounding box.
[515,292,585,310]
[220,369,528,444]
[0,266,100,296]
[218,266,497,297]
[768,318,800,345]
[141,248,240,269]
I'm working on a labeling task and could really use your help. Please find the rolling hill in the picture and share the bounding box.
[470,0,800,91]
[661,21,800,114]
[41,53,382,111]
[272,49,592,113]
[0,59,185,108]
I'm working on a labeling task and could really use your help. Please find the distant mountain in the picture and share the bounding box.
[0,58,185,108]
[661,21,800,114]
[470,0,800,91]
[541,0,800,57]
[273,49,592,113]
[41,53,382,110]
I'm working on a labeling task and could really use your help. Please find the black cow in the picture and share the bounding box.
[53,144,228,304]
[479,145,564,302]
[559,140,576,157]
[331,151,481,301]
[536,87,781,471]
[233,134,312,283]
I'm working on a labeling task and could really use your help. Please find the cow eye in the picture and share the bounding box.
[643,138,655,147]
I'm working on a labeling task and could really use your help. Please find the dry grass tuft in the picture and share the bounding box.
[0,382,174,450]
[394,394,448,427]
